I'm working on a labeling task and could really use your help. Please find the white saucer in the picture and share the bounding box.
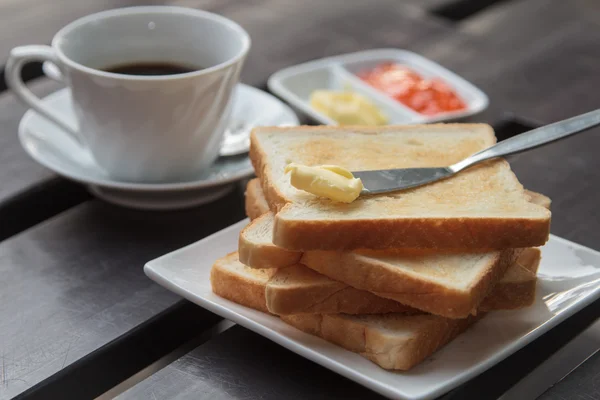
[18,84,299,210]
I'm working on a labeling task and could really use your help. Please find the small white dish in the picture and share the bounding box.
[18,84,299,210]
[145,220,600,400]
[268,49,489,125]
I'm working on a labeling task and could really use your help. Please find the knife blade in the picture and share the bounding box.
[353,109,600,195]
[354,167,454,194]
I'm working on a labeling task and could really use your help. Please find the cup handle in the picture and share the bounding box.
[42,61,65,83]
[6,45,84,147]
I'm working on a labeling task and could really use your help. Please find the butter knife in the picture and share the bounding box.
[354,109,600,195]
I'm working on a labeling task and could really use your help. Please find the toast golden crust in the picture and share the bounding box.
[301,248,521,318]
[245,178,271,221]
[242,183,550,259]
[210,252,277,314]
[274,211,549,251]
[239,213,302,269]
[249,131,288,212]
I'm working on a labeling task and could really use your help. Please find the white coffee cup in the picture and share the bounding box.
[6,6,250,182]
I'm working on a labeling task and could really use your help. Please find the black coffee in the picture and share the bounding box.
[104,62,199,76]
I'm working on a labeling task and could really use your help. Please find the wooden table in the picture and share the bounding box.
[0,1,598,399]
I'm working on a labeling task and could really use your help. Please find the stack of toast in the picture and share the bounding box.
[211,124,551,371]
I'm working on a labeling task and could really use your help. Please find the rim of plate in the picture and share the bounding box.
[18,85,298,192]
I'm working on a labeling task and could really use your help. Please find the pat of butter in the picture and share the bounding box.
[284,163,364,203]
[309,90,388,126]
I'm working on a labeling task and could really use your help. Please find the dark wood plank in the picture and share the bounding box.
[423,0,600,122]
[15,302,223,400]
[116,325,383,400]
[403,0,460,11]
[116,300,600,400]
[226,0,455,86]
[0,78,93,240]
[538,350,600,400]
[0,189,246,399]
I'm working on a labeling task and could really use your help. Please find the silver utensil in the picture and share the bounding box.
[354,109,600,195]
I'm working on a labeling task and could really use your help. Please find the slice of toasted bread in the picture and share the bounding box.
[249,125,551,250]
[245,178,271,221]
[211,250,539,316]
[281,312,483,370]
[270,249,539,315]
[301,248,520,318]
[246,164,551,223]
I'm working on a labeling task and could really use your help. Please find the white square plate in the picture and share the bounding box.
[145,220,600,400]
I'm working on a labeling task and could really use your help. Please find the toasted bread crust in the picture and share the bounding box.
[239,213,302,269]
[243,185,549,260]
[246,178,271,216]
[301,248,521,318]
[281,313,323,335]
[282,313,483,370]
[210,252,276,314]
[274,211,550,251]
[245,178,271,221]
[249,130,288,212]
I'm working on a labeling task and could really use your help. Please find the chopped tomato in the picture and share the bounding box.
[357,63,467,116]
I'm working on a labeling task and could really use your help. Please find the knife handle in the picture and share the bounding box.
[450,109,600,173]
